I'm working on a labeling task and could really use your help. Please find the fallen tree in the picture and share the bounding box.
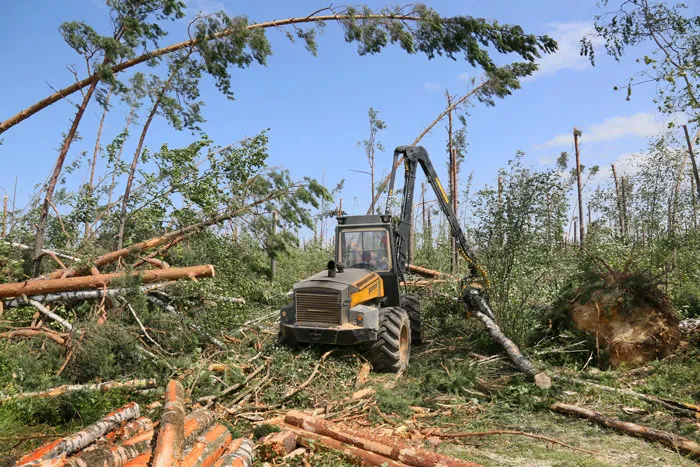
[0,379,156,403]
[550,402,700,458]
[0,265,214,299]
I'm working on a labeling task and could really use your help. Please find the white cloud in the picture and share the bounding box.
[188,0,226,16]
[539,112,677,148]
[527,22,602,80]
[424,81,441,92]
[588,151,649,185]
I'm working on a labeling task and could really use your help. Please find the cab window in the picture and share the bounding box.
[339,229,391,271]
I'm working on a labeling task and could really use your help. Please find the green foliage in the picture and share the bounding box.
[585,0,700,122]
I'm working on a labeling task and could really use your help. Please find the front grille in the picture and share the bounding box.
[295,291,341,325]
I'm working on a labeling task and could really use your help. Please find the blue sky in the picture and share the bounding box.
[0,0,678,237]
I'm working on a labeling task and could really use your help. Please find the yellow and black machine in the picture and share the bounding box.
[279,145,494,372]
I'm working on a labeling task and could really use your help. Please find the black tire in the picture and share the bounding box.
[370,307,411,373]
[400,293,423,345]
[277,304,296,348]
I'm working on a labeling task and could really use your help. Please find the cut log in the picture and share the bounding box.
[63,431,152,467]
[151,380,186,467]
[406,264,441,278]
[0,265,214,299]
[184,410,217,445]
[258,430,297,460]
[550,402,700,457]
[284,424,409,467]
[16,402,140,465]
[284,411,483,467]
[1,379,157,404]
[105,417,154,443]
[181,424,232,467]
[212,438,255,467]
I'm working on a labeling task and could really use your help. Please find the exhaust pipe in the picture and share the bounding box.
[327,260,336,278]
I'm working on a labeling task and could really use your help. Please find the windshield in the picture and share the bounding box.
[339,229,391,272]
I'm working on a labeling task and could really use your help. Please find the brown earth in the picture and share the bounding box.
[569,288,680,368]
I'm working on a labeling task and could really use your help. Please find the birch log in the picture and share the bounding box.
[212,438,255,467]
[1,379,156,403]
[15,402,140,465]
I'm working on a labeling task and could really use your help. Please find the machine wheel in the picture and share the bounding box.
[277,304,296,348]
[370,307,411,373]
[400,293,423,345]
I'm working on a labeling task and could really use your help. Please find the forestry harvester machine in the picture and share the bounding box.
[279,145,496,372]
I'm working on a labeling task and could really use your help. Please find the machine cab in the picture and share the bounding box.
[335,215,400,306]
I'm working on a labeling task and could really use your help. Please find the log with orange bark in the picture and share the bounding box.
[151,380,186,467]
[0,265,214,299]
[550,402,700,457]
[281,424,408,467]
[181,424,232,467]
[406,264,442,278]
[284,410,483,467]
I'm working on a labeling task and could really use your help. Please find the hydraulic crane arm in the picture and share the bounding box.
[386,145,495,320]
[386,145,481,279]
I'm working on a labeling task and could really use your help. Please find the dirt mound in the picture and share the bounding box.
[569,278,680,368]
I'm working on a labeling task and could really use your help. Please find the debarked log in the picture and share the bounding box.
[0,265,214,299]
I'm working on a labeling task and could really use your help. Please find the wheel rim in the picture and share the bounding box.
[399,324,409,364]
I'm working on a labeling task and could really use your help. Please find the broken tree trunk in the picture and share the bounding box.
[550,402,700,457]
[0,265,214,299]
[181,424,232,467]
[466,297,550,387]
[284,411,483,467]
[48,188,288,279]
[0,328,67,346]
[26,298,72,331]
[212,438,255,467]
[151,380,186,467]
[0,379,156,403]
[16,402,140,465]
[554,375,700,417]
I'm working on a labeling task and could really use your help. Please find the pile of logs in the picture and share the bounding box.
[261,410,485,467]
[14,380,254,467]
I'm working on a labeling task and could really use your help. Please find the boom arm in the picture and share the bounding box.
[387,145,481,280]
[386,145,495,320]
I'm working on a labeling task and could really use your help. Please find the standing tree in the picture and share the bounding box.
[359,107,386,214]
